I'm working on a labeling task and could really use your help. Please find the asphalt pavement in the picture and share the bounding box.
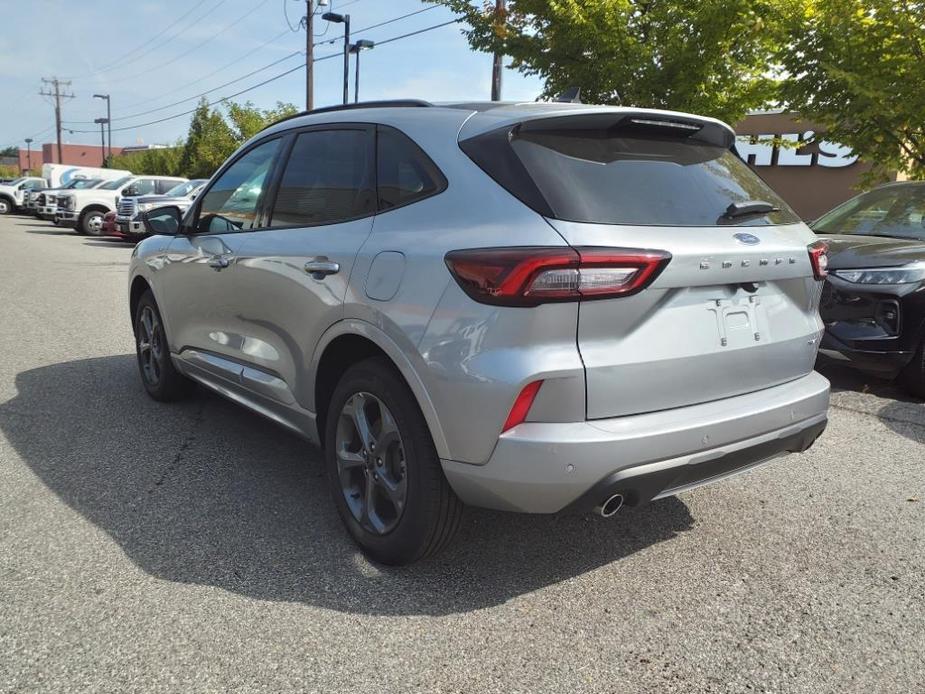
[1,213,923,693]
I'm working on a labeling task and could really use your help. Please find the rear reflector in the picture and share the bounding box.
[445,247,671,306]
[502,380,543,432]
[808,241,829,280]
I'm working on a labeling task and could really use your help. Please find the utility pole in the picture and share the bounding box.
[40,77,75,164]
[24,138,33,174]
[491,0,505,101]
[94,119,109,166]
[305,0,314,111]
[94,94,112,165]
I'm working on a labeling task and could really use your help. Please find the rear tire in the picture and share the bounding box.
[899,338,925,399]
[324,357,463,565]
[134,291,193,402]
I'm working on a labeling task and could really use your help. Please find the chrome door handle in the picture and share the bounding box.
[304,259,340,277]
[208,255,231,270]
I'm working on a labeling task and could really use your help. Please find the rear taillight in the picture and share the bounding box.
[808,241,829,280]
[444,247,671,306]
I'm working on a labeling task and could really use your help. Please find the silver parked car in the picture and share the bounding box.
[129,100,830,564]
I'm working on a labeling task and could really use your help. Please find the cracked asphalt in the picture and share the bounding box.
[1,214,924,693]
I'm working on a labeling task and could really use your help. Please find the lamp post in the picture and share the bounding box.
[24,138,33,174]
[93,94,111,164]
[94,118,109,167]
[322,11,350,105]
[349,40,375,103]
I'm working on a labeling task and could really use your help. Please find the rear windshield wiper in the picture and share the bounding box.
[722,201,780,220]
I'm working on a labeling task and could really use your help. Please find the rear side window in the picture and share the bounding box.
[269,129,374,227]
[376,126,446,210]
[155,180,179,194]
[463,119,800,227]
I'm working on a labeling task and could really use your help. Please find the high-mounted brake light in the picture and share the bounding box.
[444,247,671,306]
[808,241,829,280]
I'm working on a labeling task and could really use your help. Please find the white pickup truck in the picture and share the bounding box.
[0,177,47,215]
[55,174,187,235]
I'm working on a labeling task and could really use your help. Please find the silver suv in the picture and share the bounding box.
[129,100,830,564]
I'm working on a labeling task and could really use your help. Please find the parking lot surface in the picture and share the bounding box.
[1,214,923,693]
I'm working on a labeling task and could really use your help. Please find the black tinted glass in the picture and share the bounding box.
[499,129,799,226]
[377,126,445,210]
[812,185,925,241]
[270,129,373,227]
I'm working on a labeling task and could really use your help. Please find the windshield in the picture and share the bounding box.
[101,176,133,191]
[164,180,203,197]
[813,185,925,241]
[7,177,25,186]
[65,179,103,190]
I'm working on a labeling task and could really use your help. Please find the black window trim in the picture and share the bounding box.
[182,134,287,236]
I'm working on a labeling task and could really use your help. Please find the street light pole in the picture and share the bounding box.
[24,138,33,174]
[93,94,111,164]
[350,40,375,103]
[94,118,108,167]
[322,11,350,105]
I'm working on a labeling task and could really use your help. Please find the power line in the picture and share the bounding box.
[65,0,221,79]
[63,18,462,136]
[107,0,274,86]
[64,6,449,126]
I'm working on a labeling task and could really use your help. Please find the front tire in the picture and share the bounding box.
[78,208,105,236]
[0,197,12,215]
[324,357,463,565]
[134,291,192,402]
[899,338,925,399]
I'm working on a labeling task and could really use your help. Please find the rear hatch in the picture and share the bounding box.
[461,109,824,419]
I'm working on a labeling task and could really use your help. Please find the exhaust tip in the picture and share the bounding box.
[595,493,624,518]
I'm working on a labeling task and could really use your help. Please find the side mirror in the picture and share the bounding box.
[142,205,182,236]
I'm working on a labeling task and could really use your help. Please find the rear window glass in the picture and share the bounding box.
[468,125,800,227]
[377,126,446,210]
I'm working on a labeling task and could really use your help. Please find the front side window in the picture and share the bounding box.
[269,129,374,227]
[812,185,925,241]
[197,139,281,233]
[125,179,158,196]
[377,126,446,210]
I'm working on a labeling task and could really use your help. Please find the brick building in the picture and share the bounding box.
[17,142,126,173]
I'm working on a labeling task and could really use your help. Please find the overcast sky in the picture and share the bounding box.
[1,0,545,151]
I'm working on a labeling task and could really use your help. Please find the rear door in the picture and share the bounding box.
[463,113,824,418]
[230,125,376,409]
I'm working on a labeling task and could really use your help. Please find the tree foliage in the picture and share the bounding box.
[778,0,925,181]
[109,99,299,179]
[109,143,185,177]
[431,0,789,124]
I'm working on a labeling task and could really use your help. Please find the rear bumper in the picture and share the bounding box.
[441,371,830,513]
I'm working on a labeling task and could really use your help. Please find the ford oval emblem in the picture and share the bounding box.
[733,232,761,246]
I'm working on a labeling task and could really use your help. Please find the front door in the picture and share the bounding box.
[156,137,284,387]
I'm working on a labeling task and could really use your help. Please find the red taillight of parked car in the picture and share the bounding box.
[444,247,671,306]
[808,241,829,280]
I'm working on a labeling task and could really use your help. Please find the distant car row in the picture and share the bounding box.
[0,164,207,240]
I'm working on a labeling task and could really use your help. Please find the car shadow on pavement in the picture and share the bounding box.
[0,355,694,616]
[816,359,925,444]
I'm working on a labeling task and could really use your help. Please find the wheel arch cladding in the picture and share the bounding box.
[129,276,151,328]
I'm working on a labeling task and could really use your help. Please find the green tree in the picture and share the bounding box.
[778,0,925,181]
[178,99,238,179]
[226,101,299,143]
[0,146,18,158]
[109,143,184,177]
[431,0,788,124]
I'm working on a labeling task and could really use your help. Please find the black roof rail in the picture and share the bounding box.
[264,99,434,131]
